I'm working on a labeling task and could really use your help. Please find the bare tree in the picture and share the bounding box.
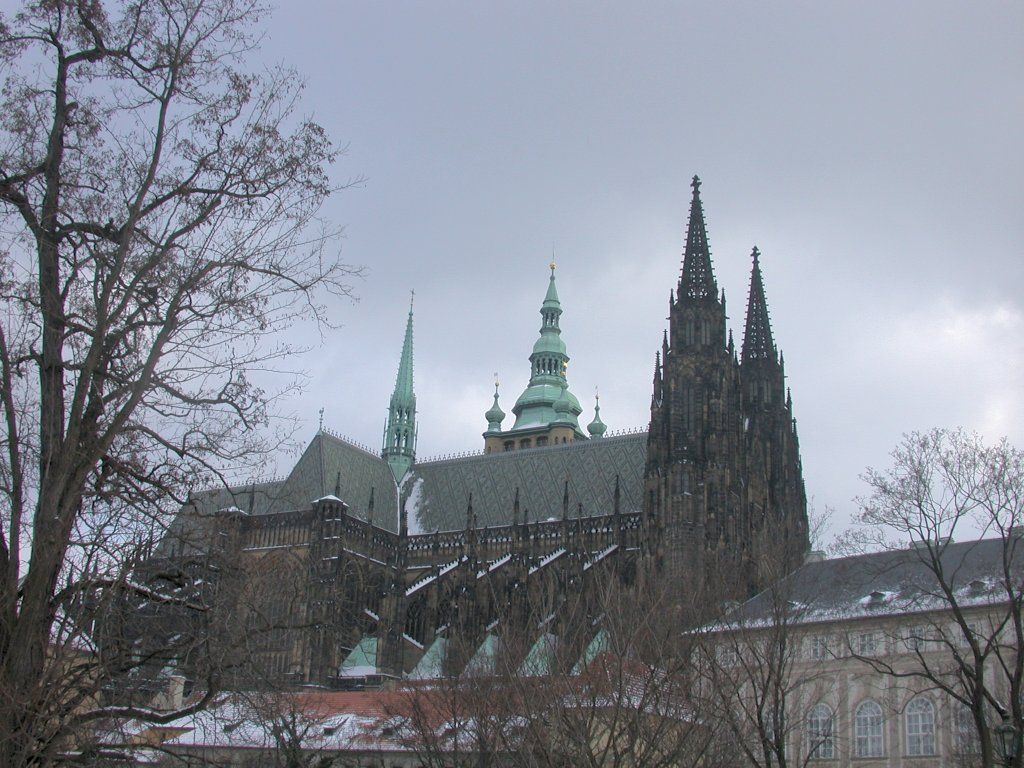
[841,428,1024,767]
[692,553,834,768]
[390,570,723,768]
[0,1,359,765]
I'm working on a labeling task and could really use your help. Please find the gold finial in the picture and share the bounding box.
[493,371,500,391]
[549,261,556,274]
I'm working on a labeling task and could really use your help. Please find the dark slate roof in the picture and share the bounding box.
[187,432,401,531]
[730,538,1016,626]
[182,430,648,537]
[406,431,648,533]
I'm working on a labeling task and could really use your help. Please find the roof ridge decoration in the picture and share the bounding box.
[678,175,718,302]
[320,426,378,457]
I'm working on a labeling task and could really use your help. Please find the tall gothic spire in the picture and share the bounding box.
[383,294,417,483]
[741,247,777,363]
[678,175,717,301]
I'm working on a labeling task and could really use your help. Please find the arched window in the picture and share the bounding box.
[807,703,835,759]
[854,700,884,757]
[905,697,936,756]
[955,704,979,754]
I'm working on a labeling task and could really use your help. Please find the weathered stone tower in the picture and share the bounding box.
[644,176,807,599]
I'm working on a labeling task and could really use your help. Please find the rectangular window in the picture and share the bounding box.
[717,645,738,667]
[809,634,832,660]
[905,625,932,652]
[963,621,981,646]
[855,631,877,656]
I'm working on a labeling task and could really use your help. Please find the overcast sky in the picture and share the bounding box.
[251,1,1021,542]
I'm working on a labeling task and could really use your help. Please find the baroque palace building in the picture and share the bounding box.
[156,176,809,685]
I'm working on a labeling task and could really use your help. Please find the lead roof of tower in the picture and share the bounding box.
[678,175,718,301]
[741,246,777,363]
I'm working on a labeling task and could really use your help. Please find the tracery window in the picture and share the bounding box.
[905,697,936,756]
[854,700,884,757]
[807,703,835,759]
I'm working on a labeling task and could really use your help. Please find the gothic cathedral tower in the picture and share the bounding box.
[645,177,807,599]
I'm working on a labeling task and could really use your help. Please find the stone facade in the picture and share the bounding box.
[702,539,1013,765]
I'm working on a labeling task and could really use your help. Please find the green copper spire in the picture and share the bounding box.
[510,264,584,435]
[383,294,417,483]
[587,392,607,438]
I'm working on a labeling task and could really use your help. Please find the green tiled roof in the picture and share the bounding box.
[407,432,647,533]
[572,628,609,675]
[408,636,448,680]
[464,633,501,677]
[519,632,558,677]
[339,635,379,676]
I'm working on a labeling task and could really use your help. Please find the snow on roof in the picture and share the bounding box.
[339,636,378,677]
[583,544,618,571]
[149,692,418,753]
[717,537,1018,630]
[478,552,513,578]
[529,547,566,575]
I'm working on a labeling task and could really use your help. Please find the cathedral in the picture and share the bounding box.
[159,176,808,685]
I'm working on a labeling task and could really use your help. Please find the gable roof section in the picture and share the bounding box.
[730,538,1016,627]
[407,431,647,532]
[184,432,400,531]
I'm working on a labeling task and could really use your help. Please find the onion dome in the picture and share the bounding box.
[587,394,607,438]
[484,381,505,434]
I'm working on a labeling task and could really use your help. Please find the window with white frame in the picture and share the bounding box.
[807,703,835,759]
[854,700,885,757]
[809,634,832,660]
[854,630,877,656]
[905,697,936,756]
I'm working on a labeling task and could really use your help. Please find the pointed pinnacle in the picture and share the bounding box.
[679,174,717,301]
[741,246,776,363]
